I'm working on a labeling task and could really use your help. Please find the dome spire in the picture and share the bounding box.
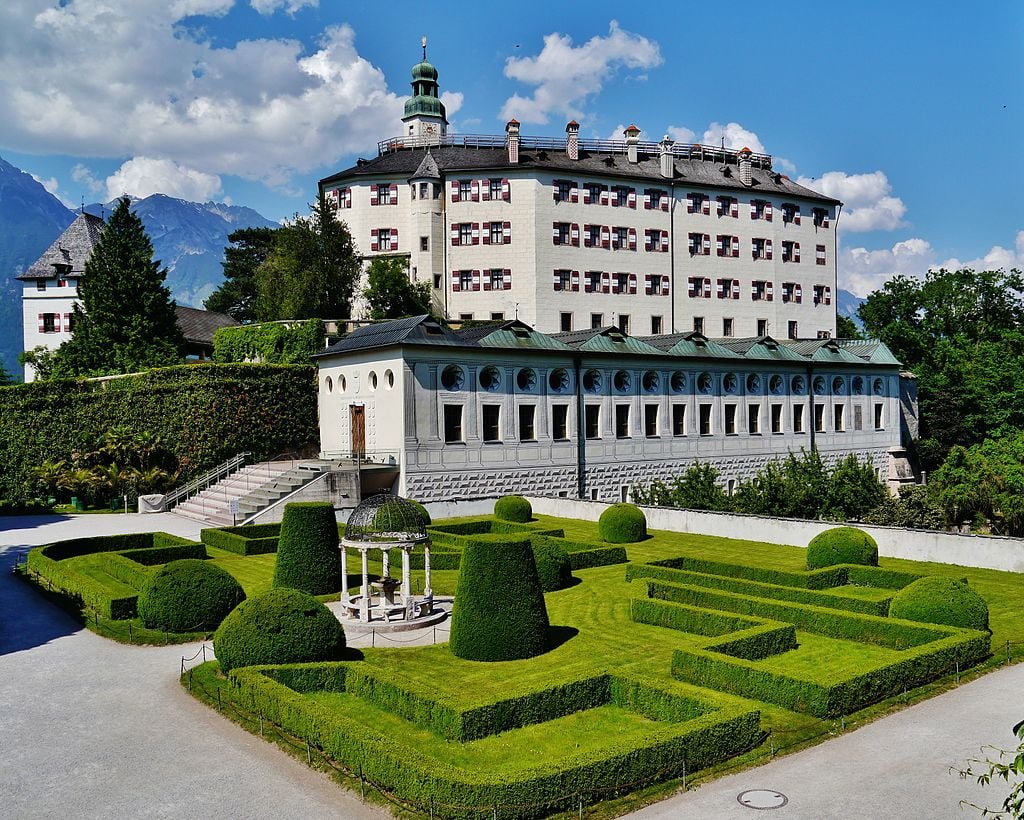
[402,38,447,144]
[422,35,427,62]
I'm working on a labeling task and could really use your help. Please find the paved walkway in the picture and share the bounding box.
[2,513,1021,819]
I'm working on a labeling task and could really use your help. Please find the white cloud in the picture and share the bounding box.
[30,173,60,196]
[0,3,413,188]
[938,230,1024,273]
[702,122,766,154]
[105,157,223,201]
[249,0,317,15]
[604,123,645,142]
[797,170,907,232]
[665,125,696,144]
[499,21,662,125]
[71,163,104,193]
[839,237,935,296]
[440,91,464,119]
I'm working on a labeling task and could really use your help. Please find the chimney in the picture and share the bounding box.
[623,124,641,164]
[658,135,674,178]
[505,119,521,164]
[737,147,753,186]
[565,120,579,160]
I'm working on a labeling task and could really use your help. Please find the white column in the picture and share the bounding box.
[424,544,432,602]
[360,548,369,622]
[341,544,348,603]
[382,548,390,579]
[401,547,412,608]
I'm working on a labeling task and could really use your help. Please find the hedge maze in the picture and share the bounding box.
[627,556,991,718]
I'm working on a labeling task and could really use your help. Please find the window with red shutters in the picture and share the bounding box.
[816,244,827,265]
[813,208,830,228]
[782,203,801,225]
[782,241,801,262]
[717,196,739,217]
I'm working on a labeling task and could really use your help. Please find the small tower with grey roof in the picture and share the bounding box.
[401,38,448,146]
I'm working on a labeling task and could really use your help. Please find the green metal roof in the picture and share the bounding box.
[837,339,902,366]
[718,336,809,362]
[554,327,668,356]
[639,333,742,360]
[476,327,575,352]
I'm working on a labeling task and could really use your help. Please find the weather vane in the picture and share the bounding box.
[422,36,427,61]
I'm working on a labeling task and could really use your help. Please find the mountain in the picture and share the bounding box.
[837,288,866,327]
[0,157,75,375]
[84,194,279,306]
[0,156,279,378]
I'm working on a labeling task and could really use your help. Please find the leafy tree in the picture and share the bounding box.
[51,197,184,377]
[362,257,432,320]
[862,485,944,530]
[255,194,360,321]
[835,314,863,339]
[632,463,732,511]
[822,454,888,520]
[204,227,278,321]
[18,346,57,381]
[930,434,1024,535]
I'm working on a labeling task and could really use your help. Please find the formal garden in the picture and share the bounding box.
[17,495,1024,818]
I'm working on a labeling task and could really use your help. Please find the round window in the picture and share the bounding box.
[852,376,865,396]
[746,374,762,393]
[516,368,537,392]
[548,368,570,393]
[873,377,885,396]
[723,373,739,394]
[769,374,784,395]
[670,371,686,394]
[832,376,845,395]
[479,366,501,391]
[791,375,806,394]
[698,372,714,394]
[614,370,631,393]
[583,369,602,393]
[642,370,660,392]
[441,365,465,391]
[813,376,827,395]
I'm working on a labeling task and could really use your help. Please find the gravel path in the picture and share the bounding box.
[2,513,1020,819]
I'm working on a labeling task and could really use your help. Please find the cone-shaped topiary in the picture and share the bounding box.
[213,587,346,674]
[272,501,342,595]
[598,503,647,543]
[138,559,245,632]
[889,576,989,631]
[806,526,878,569]
[449,537,549,661]
[532,540,573,592]
[494,495,532,523]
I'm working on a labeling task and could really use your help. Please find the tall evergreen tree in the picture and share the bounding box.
[255,193,360,321]
[54,197,184,377]
[204,226,278,321]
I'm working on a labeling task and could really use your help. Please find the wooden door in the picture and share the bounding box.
[350,405,365,457]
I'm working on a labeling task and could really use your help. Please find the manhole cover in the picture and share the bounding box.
[737,789,788,810]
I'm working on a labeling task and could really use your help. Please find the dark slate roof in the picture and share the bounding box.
[314,314,463,356]
[174,305,239,345]
[321,145,838,204]
[16,212,105,280]
[410,151,441,180]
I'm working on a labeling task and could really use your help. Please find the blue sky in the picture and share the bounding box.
[1,0,1021,295]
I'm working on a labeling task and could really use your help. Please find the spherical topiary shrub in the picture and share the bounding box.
[889,576,989,631]
[214,587,346,674]
[138,559,245,632]
[272,501,342,595]
[494,495,532,523]
[449,537,550,661]
[805,526,878,569]
[598,503,647,544]
[531,540,573,592]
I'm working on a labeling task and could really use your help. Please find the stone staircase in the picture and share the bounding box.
[171,460,334,527]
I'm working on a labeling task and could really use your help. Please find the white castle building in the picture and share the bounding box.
[315,315,911,503]
[320,54,841,340]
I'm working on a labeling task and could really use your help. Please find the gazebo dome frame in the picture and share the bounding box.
[340,494,433,624]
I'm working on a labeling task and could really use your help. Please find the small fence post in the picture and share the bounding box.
[578,795,583,819]
[180,657,185,676]
[841,715,845,731]
[769,731,775,758]
[1007,640,1012,665]
[128,622,133,642]
[372,630,375,649]
[202,644,207,663]
[493,804,497,820]
[429,796,434,820]
[217,688,222,710]
[306,739,312,765]
[681,756,687,790]
[259,712,264,736]
[955,660,960,683]
[188,670,193,693]
[359,764,365,801]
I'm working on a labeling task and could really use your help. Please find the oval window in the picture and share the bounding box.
[791,375,806,395]
[746,373,761,393]
[548,368,570,393]
[698,372,714,394]
[385,369,395,389]
[583,369,602,393]
[873,377,885,396]
[852,376,865,395]
[339,374,347,392]
[479,366,501,391]
[516,368,537,392]
[368,371,378,390]
[614,370,631,393]
[813,376,827,395]
[642,370,660,392]
[441,365,465,391]
[832,376,845,395]
[670,371,686,394]
[324,376,333,393]
[769,374,784,395]
[723,373,739,394]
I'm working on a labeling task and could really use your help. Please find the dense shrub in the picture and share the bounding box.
[493,495,532,523]
[598,503,647,543]
[138,559,245,631]
[272,502,342,595]
[449,537,549,661]
[806,527,878,569]
[889,576,990,631]
[214,588,346,673]
[213,319,323,365]
[0,363,317,505]
[531,540,573,592]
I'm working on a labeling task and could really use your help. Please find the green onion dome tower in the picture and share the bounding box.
[402,37,448,145]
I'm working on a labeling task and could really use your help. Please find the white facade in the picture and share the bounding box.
[21,279,78,380]
[316,318,903,504]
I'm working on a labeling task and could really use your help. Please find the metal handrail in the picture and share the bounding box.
[242,471,333,526]
[164,452,251,509]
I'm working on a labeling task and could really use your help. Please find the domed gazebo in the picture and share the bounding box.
[340,494,434,624]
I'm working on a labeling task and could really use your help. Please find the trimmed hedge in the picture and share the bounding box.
[0,363,317,505]
[220,661,761,818]
[214,588,346,673]
[201,524,281,556]
[493,495,532,523]
[272,502,342,595]
[626,563,892,616]
[647,556,849,590]
[598,503,647,543]
[531,540,573,592]
[25,533,205,619]
[138,559,245,631]
[806,527,879,570]
[97,553,153,590]
[889,577,990,631]
[449,537,550,661]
